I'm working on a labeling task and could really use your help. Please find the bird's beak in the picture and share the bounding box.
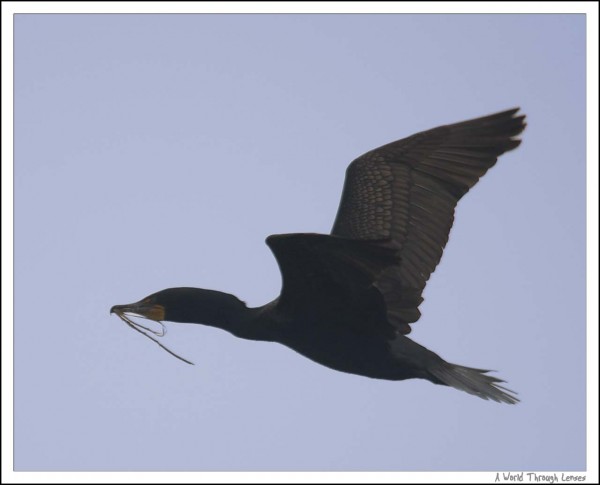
[110,300,165,322]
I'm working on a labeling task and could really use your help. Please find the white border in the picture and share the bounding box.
[585,2,600,483]
[2,2,598,484]
[0,1,597,14]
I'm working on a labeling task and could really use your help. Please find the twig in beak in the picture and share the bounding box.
[114,311,194,365]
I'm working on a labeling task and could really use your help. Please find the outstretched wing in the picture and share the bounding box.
[266,233,400,339]
[331,108,526,332]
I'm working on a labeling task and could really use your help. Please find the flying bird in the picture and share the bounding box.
[111,108,526,403]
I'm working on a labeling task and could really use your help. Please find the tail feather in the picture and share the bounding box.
[430,363,519,404]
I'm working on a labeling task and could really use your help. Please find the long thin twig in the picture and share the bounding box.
[114,312,194,365]
[120,313,166,336]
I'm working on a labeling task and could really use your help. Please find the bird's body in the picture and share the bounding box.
[112,108,526,403]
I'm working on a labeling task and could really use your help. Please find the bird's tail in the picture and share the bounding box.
[429,362,519,404]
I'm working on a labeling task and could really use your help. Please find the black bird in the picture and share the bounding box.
[111,108,526,403]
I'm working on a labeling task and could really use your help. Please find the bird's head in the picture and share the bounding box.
[111,287,247,324]
[110,287,253,362]
[110,289,206,365]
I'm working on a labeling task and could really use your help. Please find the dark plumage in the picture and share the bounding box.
[111,108,526,403]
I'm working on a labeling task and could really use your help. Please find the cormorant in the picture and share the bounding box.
[111,108,526,403]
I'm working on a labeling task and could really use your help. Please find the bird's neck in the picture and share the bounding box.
[165,288,274,341]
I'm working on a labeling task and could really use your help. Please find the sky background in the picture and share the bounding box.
[13,14,586,471]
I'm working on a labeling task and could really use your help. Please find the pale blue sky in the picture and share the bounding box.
[13,13,586,471]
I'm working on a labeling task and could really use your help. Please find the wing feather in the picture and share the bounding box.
[331,108,526,333]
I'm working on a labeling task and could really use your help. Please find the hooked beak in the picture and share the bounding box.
[110,300,165,321]
[110,298,193,365]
